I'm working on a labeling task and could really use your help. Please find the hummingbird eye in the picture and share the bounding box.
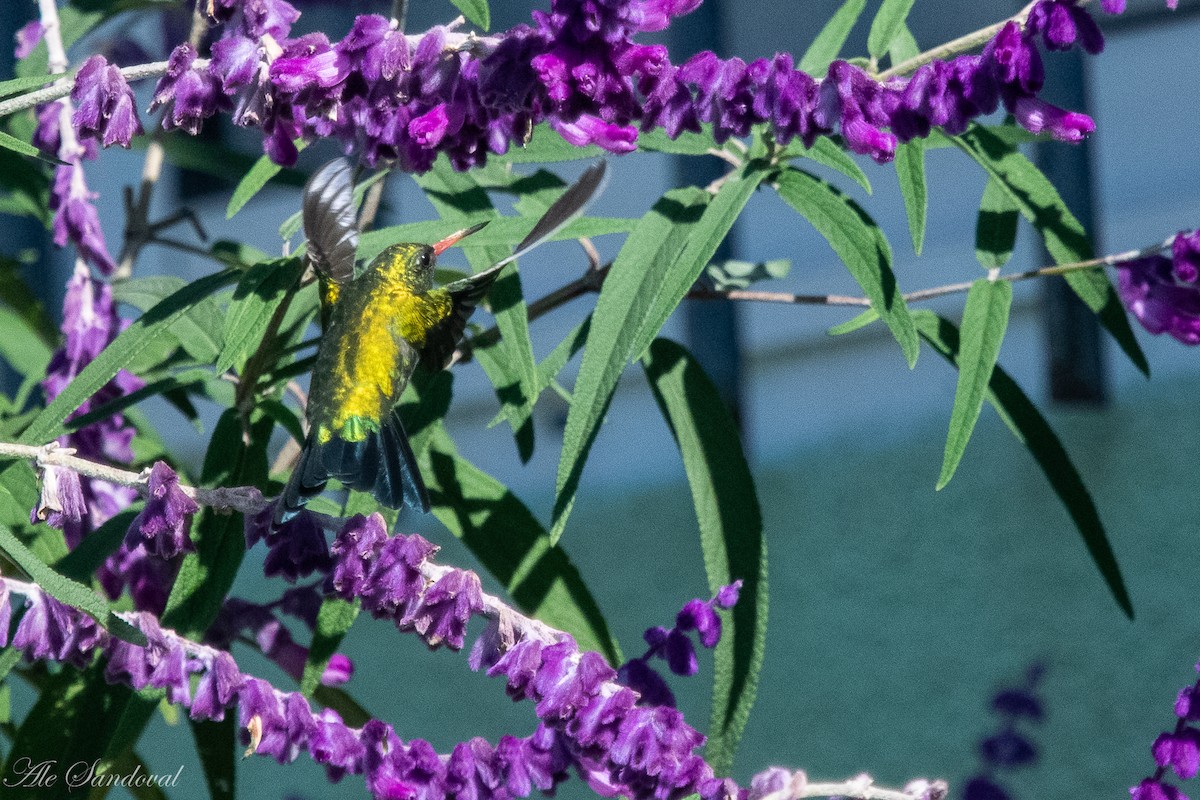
[419,249,433,268]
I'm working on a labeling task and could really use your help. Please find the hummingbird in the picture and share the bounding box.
[274,158,608,526]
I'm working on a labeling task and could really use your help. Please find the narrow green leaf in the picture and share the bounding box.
[217,258,304,375]
[226,153,282,219]
[799,0,868,76]
[552,188,711,544]
[359,216,635,264]
[975,177,1020,270]
[937,279,1012,490]
[0,305,52,377]
[775,168,919,366]
[0,525,146,646]
[0,256,58,344]
[888,23,921,63]
[0,74,53,99]
[0,130,44,160]
[949,124,1149,376]
[423,424,621,664]
[536,315,591,394]
[114,277,225,362]
[55,509,139,583]
[190,717,236,800]
[787,137,872,195]
[450,0,490,29]
[914,310,1133,618]
[65,369,209,433]
[19,270,239,447]
[0,462,39,528]
[495,124,603,164]
[894,138,927,255]
[313,686,371,728]
[0,683,10,723]
[630,162,769,360]
[642,339,767,776]
[827,307,880,336]
[301,598,359,695]
[418,160,539,462]
[637,125,720,156]
[867,0,918,59]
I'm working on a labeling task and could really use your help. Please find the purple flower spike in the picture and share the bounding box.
[71,55,144,148]
[125,461,199,559]
[310,708,366,782]
[1116,256,1200,344]
[617,658,675,708]
[1172,231,1200,283]
[1132,779,1190,800]
[677,599,721,649]
[264,511,332,582]
[402,568,484,650]
[361,532,438,617]
[14,20,44,60]
[191,650,243,721]
[328,513,389,598]
[1154,728,1200,780]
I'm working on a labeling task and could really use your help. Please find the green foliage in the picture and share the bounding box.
[867,0,918,59]
[450,0,491,30]
[643,340,768,776]
[975,178,1020,270]
[937,279,1012,490]
[775,167,919,367]
[800,0,868,75]
[894,138,928,254]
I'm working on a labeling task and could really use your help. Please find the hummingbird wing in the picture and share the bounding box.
[415,161,609,371]
[303,158,359,320]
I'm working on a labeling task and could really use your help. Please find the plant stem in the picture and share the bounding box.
[876,2,1039,80]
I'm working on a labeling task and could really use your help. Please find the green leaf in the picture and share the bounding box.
[423,424,621,663]
[637,125,720,156]
[775,167,919,366]
[2,664,156,800]
[642,339,767,776]
[914,310,1133,618]
[888,23,921,63]
[20,270,239,447]
[894,138,927,255]
[630,162,769,360]
[450,0,490,29]
[162,410,272,638]
[114,277,225,363]
[937,279,1012,490]
[359,216,635,265]
[55,509,139,583]
[300,598,359,695]
[417,160,539,462]
[787,137,872,195]
[552,188,710,544]
[867,0,917,59]
[0,257,57,344]
[0,461,39,527]
[0,305,52,377]
[975,177,1020,270]
[217,258,305,375]
[799,0,867,76]
[705,258,790,291]
[948,124,1149,376]
[0,74,53,99]
[313,686,371,728]
[65,369,209,433]
[0,130,44,160]
[190,717,236,800]
[537,315,591,394]
[827,307,879,336]
[0,525,146,646]
[494,124,603,164]
[227,152,282,218]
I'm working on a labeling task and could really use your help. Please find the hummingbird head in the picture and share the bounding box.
[374,222,489,292]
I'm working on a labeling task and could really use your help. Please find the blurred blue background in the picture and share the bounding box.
[4,0,1200,798]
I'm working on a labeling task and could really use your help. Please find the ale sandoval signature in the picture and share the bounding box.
[2,758,184,790]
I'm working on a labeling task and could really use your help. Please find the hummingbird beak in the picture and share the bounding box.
[431,221,489,256]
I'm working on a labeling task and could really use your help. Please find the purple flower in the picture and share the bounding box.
[151,44,224,135]
[714,581,741,608]
[1177,683,1200,720]
[1027,1,1104,54]
[359,532,437,618]
[1154,728,1200,780]
[1116,256,1200,344]
[399,568,483,649]
[70,55,144,148]
[322,653,355,686]
[616,658,675,707]
[1172,230,1200,283]
[263,511,331,581]
[980,729,1037,767]
[191,650,243,721]
[14,20,43,60]
[310,708,366,782]
[328,513,389,598]
[51,165,116,273]
[31,465,86,528]
[125,462,199,559]
[1132,779,1190,800]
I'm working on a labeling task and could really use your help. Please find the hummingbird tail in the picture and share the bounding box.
[274,410,431,527]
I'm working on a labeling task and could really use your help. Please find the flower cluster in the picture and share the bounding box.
[962,665,1045,800]
[123,462,199,559]
[126,0,1124,171]
[617,581,741,708]
[1132,660,1200,800]
[1116,230,1200,345]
